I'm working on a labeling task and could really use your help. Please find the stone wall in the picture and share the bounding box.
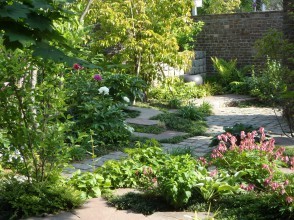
[194,11,284,74]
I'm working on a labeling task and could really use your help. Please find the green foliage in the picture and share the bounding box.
[178,104,203,120]
[0,0,70,49]
[153,113,207,135]
[97,140,165,188]
[178,102,212,120]
[211,57,250,93]
[152,102,211,136]
[0,46,71,182]
[194,168,244,201]
[109,192,172,215]
[166,146,193,156]
[0,0,87,65]
[255,29,294,63]
[0,178,84,219]
[103,73,147,102]
[155,154,198,208]
[167,98,182,109]
[68,170,111,199]
[65,69,132,150]
[202,0,241,14]
[86,0,202,82]
[149,77,213,106]
[217,192,292,220]
[248,59,287,102]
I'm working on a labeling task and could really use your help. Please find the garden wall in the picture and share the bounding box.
[193,11,284,74]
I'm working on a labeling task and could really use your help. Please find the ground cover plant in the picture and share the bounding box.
[151,102,212,137]
[98,130,294,219]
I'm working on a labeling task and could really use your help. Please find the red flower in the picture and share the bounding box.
[73,63,83,70]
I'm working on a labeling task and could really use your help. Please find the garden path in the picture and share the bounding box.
[64,94,294,176]
[34,94,294,220]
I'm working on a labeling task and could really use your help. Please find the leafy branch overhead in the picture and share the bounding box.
[0,0,86,64]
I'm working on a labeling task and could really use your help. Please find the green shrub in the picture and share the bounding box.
[68,170,111,199]
[210,129,292,189]
[155,154,198,208]
[65,70,132,151]
[97,140,166,188]
[148,77,213,105]
[178,102,212,120]
[0,47,71,182]
[0,178,84,219]
[178,104,203,120]
[102,73,147,103]
[248,59,287,103]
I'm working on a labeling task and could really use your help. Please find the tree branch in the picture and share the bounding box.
[80,0,94,23]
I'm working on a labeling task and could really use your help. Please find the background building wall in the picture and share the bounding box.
[193,11,284,74]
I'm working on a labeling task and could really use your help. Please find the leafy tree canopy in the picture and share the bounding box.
[0,0,93,66]
[85,0,203,83]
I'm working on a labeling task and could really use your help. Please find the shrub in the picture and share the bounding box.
[65,69,132,151]
[97,140,166,188]
[68,170,111,199]
[0,178,84,219]
[148,77,213,105]
[102,73,147,103]
[0,47,71,182]
[210,128,293,189]
[248,59,287,103]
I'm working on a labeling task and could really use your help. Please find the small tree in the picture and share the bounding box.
[85,0,203,83]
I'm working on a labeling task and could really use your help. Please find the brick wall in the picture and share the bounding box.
[194,11,284,74]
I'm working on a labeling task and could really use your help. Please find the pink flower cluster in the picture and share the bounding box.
[198,157,207,166]
[211,128,294,169]
[240,183,255,191]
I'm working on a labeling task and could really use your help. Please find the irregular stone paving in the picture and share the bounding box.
[64,94,293,176]
[43,94,294,220]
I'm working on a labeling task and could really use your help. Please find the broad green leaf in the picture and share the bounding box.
[92,187,102,197]
[0,2,30,20]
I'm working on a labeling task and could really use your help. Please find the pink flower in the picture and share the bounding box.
[247,184,255,191]
[284,180,289,186]
[286,196,293,204]
[264,178,271,186]
[199,157,207,165]
[209,169,218,177]
[262,164,269,170]
[73,63,83,70]
[240,131,246,139]
[93,74,102,81]
[270,182,280,191]
[259,127,265,134]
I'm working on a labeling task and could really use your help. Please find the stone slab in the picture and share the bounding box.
[133,131,188,141]
[126,118,160,126]
[127,106,162,119]
[271,136,294,147]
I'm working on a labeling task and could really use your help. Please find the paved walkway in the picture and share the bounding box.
[38,94,294,220]
[64,94,293,175]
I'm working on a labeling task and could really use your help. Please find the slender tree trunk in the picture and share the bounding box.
[80,0,94,23]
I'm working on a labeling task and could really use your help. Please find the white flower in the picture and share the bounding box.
[124,123,134,133]
[123,96,130,103]
[98,86,109,95]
